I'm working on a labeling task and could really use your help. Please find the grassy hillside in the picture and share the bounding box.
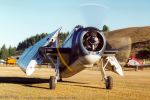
[105,26,150,60]
[105,26,150,43]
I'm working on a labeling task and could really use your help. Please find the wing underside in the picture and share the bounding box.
[102,49,124,76]
[17,28,62,75]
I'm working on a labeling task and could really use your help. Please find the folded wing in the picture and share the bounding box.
[17,28,61,75]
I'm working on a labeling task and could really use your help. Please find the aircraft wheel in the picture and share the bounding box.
[105,76,113,89]
[49,76,56,89]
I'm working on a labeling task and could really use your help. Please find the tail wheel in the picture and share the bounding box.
[105,76,113,89]
[49,76,56,89]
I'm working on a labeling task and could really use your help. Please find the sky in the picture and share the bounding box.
[0,0,150,47]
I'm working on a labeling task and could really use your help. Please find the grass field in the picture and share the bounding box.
[0,67,149,100]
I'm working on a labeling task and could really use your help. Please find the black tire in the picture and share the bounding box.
[49,76,56,89]
[105,76,113,89]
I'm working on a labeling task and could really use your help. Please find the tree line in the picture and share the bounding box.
[16,32,69,51]
[17,33,48,51]
[0,45,16,60]
[0,32,69,60]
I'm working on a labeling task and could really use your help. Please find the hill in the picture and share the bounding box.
[105,26,150,43]
[105,26,150,59]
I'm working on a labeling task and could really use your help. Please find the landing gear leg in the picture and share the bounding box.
[100,58,113,89]
[48,56,61,89]
[58,71,63,82]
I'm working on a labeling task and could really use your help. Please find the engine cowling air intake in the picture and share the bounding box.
[79,27,106,55]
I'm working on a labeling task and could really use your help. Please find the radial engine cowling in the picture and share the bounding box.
[79,27,106,55]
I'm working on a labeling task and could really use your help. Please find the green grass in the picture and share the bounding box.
[0,67,150,100]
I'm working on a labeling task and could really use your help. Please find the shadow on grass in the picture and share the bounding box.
[0,77,105,90]
[22,84,50,90]
[61,83,106,90]
[0,77,87,84]
[0,77,49,84]
[60,80,88,84]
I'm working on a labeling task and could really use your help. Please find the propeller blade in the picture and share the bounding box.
[106,34,132,66]
[80,3,108,28]
[80,3,132,66]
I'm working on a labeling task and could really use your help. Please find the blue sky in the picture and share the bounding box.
[0,0,150,47]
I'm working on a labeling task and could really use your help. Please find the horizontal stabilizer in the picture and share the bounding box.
[17,28,61,75]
